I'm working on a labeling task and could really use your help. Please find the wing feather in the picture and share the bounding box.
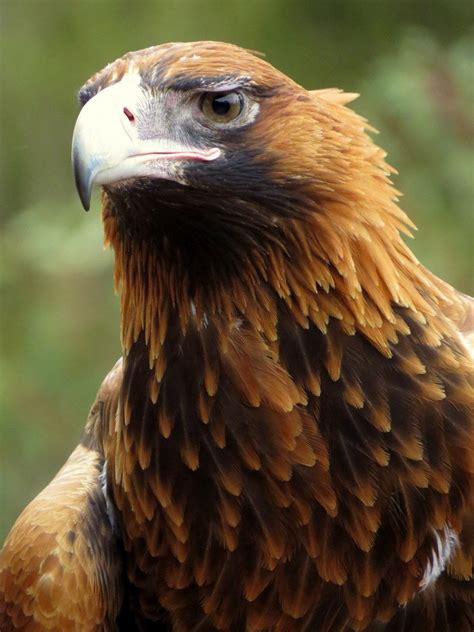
[0,436,123,630]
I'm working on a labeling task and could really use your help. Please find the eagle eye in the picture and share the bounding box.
[200,91,244,123]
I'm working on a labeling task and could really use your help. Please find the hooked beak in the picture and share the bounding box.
[71,76,220,210]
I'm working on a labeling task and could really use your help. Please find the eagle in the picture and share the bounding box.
[1,41,473,632]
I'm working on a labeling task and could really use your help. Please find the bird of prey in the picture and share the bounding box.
[1,41,473,631]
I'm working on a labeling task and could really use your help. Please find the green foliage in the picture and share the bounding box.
[0,0,472,541]
[359,29,474,290]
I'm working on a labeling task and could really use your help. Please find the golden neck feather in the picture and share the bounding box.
[101,90,466,365]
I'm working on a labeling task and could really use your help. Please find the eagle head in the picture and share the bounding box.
[72,41,307,208]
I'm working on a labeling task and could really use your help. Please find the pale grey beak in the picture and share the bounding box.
[72,77,144,210]
[71,75,221,211]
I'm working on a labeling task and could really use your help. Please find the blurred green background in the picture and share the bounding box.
[1,0,473,542]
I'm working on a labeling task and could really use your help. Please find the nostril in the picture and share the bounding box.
[123,107,135,122]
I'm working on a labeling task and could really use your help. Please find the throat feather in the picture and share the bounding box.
[103,192,466,370]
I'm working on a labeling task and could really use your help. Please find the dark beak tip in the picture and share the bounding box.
[75,177,92,211]
[80,192,91,212]
[72,141,92,211]
[72,161,92,212]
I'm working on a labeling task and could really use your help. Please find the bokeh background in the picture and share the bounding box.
[1,0,473,542]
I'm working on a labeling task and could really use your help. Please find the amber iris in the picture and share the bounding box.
[200,91,243,123]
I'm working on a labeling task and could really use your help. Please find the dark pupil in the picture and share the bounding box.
[212,93,237,116]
